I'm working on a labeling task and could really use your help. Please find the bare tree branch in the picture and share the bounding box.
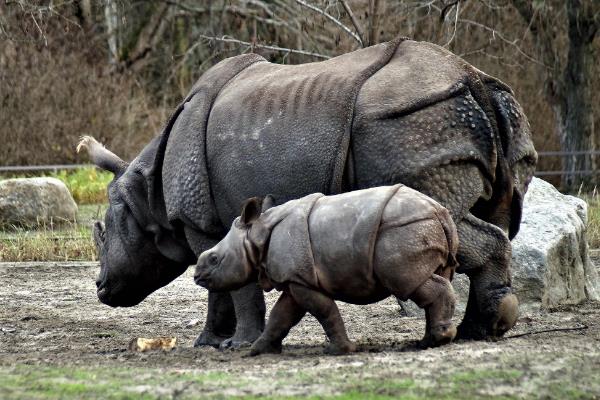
[458,18,545,67]
[198,34,331,59]
[29,10,47,46]
[507,325,588,339]
[125,3,171,71]
[294,0,363,46]
[443,0,459,48]
[339,0,365,45]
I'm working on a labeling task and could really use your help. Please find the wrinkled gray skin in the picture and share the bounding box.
[78,38,536,349]
[195,186,459,354]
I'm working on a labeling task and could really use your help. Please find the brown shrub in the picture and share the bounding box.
[0,0,597,189]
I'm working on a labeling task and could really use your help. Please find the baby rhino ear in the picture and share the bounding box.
[240,197,263,226]
[261,194,276,212]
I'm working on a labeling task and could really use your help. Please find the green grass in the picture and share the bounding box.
[0,167,113,204]
[50,167,113,204]
[0,365,238,400]
[1,364,590,400]
[0,168,110,261]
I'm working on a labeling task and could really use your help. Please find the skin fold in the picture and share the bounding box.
[195,185,459,354]
[78,38,536,348]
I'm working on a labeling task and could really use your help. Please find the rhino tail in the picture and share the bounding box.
[436,208,459,274]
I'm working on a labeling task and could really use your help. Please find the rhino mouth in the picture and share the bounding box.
[96,284,144,307]
[96,286,108,301]
[95,275,144,307]
[193,269,215,288]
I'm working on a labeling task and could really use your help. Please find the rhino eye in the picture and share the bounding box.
[208,254,219,266]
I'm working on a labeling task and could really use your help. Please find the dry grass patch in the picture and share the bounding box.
[585,192,600,249]
[0,204,105,262]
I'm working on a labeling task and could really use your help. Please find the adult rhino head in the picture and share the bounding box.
[77,136,195,307]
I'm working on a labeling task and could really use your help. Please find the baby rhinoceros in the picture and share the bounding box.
[194,184,459,355]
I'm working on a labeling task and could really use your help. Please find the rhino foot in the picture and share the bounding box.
[418,323,456,348]
[194,331,231,348]
[249,338,282,356]
[455,320,490,341]
[457,290,519,341]
[324,341,357,355]
[219,338,253,350]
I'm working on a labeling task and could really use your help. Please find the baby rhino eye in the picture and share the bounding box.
[208,254,219,266]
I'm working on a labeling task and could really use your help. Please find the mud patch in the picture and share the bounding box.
[1,262,599,399]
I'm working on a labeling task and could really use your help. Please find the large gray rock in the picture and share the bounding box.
[0,177,78,228]
[510,177,599,310]
[399,177,599,316]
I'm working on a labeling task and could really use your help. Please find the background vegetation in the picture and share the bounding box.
[0,0,599,261]
[0,168,110,262]
[1,0,598,190]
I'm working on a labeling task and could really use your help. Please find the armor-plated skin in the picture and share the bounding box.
[195,185,459,354]
[77,37,536,349]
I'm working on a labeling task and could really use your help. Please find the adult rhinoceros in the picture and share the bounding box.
[78,37,536,347]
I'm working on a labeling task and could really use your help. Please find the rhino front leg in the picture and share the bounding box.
[184,228,237,348]
[455,213,519,340]
[288,283,356,355]
[219,282,266,349]
[194,291,236,347]
[250,291,306,356]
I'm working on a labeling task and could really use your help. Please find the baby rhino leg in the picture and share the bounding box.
[288,283,357,355]
[250,291,305,356]
[410,275,457,348]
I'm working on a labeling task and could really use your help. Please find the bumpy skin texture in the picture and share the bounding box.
[195,186,459,353]
[89,38,536,347]
[258,185,457,301]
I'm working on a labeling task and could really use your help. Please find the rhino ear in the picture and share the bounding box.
[508,188,523,240]
[240,197,263,226]
[243,218,270,267]
[77,136,128,177]
[261,194,276,212]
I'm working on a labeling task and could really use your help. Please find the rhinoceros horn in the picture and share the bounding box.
[77,136,129,176]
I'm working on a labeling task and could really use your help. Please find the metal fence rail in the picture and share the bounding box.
[0,150,597,178]
[537,150,600,156]
[534,150,599,177]
[0,164,93,173]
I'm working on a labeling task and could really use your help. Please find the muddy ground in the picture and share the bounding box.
[1,261,599,399]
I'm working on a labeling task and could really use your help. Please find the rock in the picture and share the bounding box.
[0,177,78,228]
[399,177,600,316]
[511,177,599,310]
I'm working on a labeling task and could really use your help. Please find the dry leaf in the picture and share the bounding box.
[128,337,177,352]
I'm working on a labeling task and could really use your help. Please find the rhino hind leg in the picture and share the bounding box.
[250,291,306,356]
[288,283,357,355]
[396,164,517,339]
[455,214,519,339]
[410,274,457,348]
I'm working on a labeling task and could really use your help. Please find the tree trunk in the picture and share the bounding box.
[513,0,598,190]
[368,0,381,46]
[78,0,92,30]
[558,0,597,190]
[104,0,119,65]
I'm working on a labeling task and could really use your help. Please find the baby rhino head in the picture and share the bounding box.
[194,197,272,291]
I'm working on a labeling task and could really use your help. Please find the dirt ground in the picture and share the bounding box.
[1,260,599,399]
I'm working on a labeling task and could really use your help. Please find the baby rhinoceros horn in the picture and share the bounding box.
[77,136,129,177]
